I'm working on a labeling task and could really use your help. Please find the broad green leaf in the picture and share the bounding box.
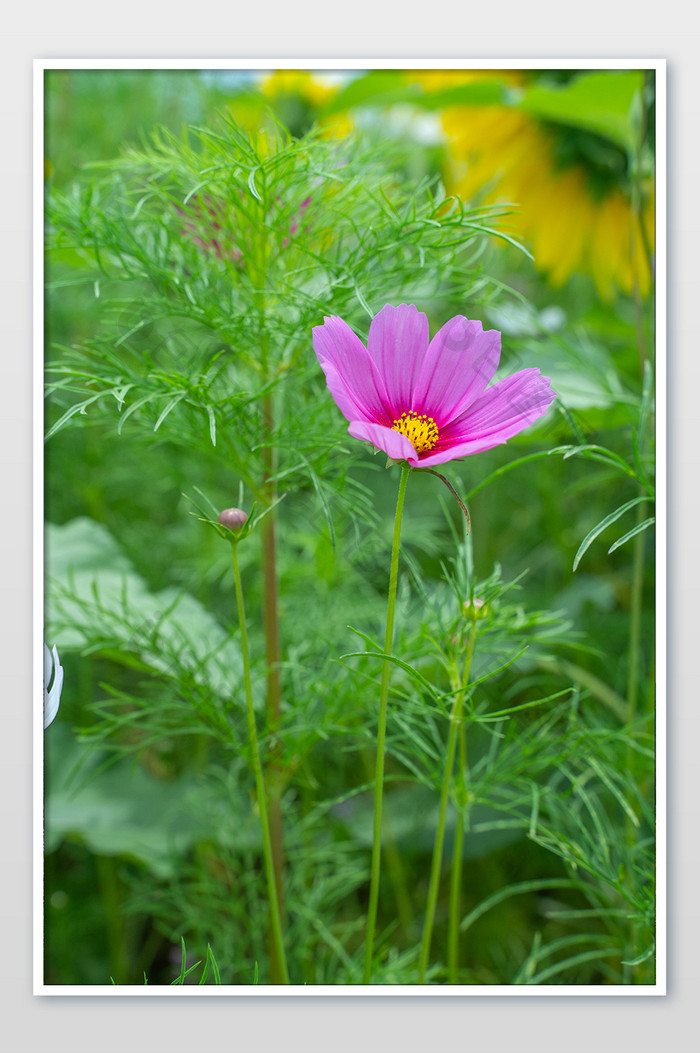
[319,71,411,115]
[339,786,525,858]
[45,517,243,696]
[44,725,258,876]
[517,70,644,152]
[413,80,514,111]
[319,70,511,117]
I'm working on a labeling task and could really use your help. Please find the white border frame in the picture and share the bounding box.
[34,57,666,996]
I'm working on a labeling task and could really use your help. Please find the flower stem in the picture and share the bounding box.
[627,495,647,724]
[417,617,477,984]
[261,389,286,985]
[421,468,470,532]
[252,182,286,983]
[231,541,289,985]
[448,717,468,983]
[362,464,410,984]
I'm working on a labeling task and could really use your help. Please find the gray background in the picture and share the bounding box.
[2,8,695,1051]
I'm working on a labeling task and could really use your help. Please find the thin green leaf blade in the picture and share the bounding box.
[573,496,650,571]
[607,516,655,555]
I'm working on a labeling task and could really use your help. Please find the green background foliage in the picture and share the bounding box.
[43,68,655,986]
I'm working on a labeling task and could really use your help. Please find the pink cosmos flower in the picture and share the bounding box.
[312,303,556,468]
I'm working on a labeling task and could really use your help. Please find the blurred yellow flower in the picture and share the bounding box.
[419,70,654,301]
[260,70,337,107]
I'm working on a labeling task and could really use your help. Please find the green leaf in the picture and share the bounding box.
[346,624,382,652]
[525,947,622,985]
[354,284,373,318]
[517,70,644,152]
[117,391,160,434]
[296,452,336,551]
[339,649,440,702]
[206,405,217,447]
[338,787,525,858]
[621,942,655,967]
[45,517,244,697]
[460,879,580,934]
[415,80,514,111]
[210,946,222,985]
[607,516,655,554]
[638,358,654,436]
[319,71,417,115]
[44,727,224,876]
[477,687,572,722]
[573,496,651,571]
[153,391,187,431]
[45,392,106,441]
[176,937,187,984]
[320,70,511,117]
[247,167,262,201]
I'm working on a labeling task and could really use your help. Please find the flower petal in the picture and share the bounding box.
[44,645,63,729]
[416,368,555,466]
[411,317,501,423]
[347,420,418,462]
[316,358,374,424]
[366,304,430,413]
[313,316,392,424]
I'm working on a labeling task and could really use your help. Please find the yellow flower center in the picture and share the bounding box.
[392,411,439,453]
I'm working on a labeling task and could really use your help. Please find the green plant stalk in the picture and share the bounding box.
[448,717,468,983]
[261,388,286,986]
[361,747,415,938]
[231,541,289,984]
[627,497,647,724]
[96,853,130,983]
[255,184,286,979]
[362,464,410,985]
[417,619,477,984]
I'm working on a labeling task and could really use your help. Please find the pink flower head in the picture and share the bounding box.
[312,304,556,468]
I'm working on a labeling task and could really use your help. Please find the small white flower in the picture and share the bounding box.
[44,643,64,729]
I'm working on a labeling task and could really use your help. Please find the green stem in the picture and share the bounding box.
[256,197,286,980]
[361,748,415,939]
[231,542,289,984]
[627,497,646,724]
[417,619,477,984]
[96,854,129,983]
[260,388,286,985]
[448,716,468,983]
[362,464,410,985]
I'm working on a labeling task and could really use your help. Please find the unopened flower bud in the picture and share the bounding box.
[218,507,248,532]
[463,597,488,620]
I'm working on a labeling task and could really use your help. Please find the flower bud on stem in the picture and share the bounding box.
[218,507,249,533]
